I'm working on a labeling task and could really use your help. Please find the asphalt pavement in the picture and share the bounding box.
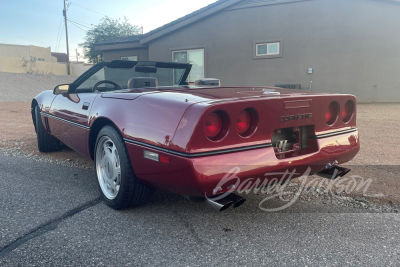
[0,154,399,266]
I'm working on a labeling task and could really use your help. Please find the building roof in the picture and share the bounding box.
[95,0,240,47]
[95,0,400,47]
[141,0,232,41]
[51,52,68,62]
[95,34,146,45]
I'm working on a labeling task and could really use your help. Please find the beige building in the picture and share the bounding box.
[0,43,67,75]
[0,43,55,62]
[0,43,92,76]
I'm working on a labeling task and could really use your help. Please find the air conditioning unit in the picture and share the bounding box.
[275,84,301,90]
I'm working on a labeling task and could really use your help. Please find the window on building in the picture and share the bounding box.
[38,58,45,61]
[256,42,280,56]
[121,56,138,61]
[172,49,204,84]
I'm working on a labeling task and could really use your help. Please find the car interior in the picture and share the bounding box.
[71,61,195,94]
[127,77,158,89]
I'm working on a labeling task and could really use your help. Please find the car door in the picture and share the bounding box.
[48,92,98,156]
[48,66,106,156]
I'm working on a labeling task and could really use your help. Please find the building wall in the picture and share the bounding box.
[0,43,74,75]
[0,56,68,75]
[29,45,53,62]
[147,0,400,102]
[0,44,53,62]
[103,47,149,61]
[0,44,31,59]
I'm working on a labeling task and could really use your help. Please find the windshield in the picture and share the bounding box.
[75,61,190,92]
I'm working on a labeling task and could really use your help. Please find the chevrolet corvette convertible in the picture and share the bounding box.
[32,60,359,211]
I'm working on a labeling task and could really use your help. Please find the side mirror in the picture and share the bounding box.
[54,84,70,95]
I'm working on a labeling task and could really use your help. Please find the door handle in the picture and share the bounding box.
[82,102,90,110]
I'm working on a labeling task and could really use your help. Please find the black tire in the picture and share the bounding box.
[34,105,61,152]
[94,125,152,209]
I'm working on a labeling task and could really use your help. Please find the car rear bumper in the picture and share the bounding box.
[126,130,359,197]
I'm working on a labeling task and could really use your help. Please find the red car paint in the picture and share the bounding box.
[33,86,359,197]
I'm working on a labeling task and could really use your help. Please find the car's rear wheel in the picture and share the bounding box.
[34,105,61,152]
[94,125,152,209]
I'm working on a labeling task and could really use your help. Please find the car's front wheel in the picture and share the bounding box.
[94,125,152,209]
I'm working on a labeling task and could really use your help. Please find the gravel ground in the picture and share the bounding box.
[0,101,93,169]
[257,181,400,213]
[349,103,400,166]
[0,72,76,102]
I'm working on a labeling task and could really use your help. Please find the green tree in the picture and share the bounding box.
[80,17,141,64]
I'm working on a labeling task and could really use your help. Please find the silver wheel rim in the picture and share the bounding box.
[96,136,121,200]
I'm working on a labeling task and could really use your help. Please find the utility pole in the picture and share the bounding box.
[63,0,70,75]
[76,48,79,62]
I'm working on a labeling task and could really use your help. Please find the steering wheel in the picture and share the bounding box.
[92,80,123,92]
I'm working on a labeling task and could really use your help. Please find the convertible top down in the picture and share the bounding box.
[32,60,359,211]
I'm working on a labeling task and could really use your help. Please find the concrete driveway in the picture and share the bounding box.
[1,154,400,266]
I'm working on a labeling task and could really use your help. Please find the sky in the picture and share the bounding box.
[0,0,217,61]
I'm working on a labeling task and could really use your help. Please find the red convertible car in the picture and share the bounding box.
[32,60,359,211]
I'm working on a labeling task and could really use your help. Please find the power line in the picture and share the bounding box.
[68,20,87,31]
[67,19,91,29]
[54,16,63,51]
[68,20,87,32]
[68,17,93,27]
[67,0,108,17]
[56,22,65,52]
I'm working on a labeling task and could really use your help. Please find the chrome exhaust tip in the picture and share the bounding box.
[205,196,233,211]
[184,193,246,211]
[316,166,351,180]
[225,193,246,208]
[336,166,351,177]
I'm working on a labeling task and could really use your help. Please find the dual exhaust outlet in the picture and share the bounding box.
[203,165,350,211]
[316,165,351,180]
[184,193,246,212]
[185,165,350,212]
[205,193,246,211]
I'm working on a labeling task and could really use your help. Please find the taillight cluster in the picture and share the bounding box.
[325,100,354,125]
[325,103,334,123]
[342,100,355,123]
[204,108,258,141]
[236,110,251,135]
[204,112,222,138]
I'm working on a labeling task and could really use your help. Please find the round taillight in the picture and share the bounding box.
[325,104,333,123]
[204,112,222,138]
[342,102,349,120]
[342,100,355,123]
[236,110,251,134]
[325,101,339,125]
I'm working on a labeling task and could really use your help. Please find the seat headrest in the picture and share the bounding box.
[128,77,158,89]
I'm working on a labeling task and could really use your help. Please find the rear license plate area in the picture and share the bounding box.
[272,125,318,159]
